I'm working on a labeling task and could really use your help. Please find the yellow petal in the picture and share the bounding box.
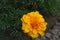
[38,31,45,36]
[22,23,30,33]
[23,28,30,33]
[28,31,38,38]
[32,29,38,34]
[22,23,32,33]
[21,15,30,24]
[37,26,46,31]
[38,18,45,22]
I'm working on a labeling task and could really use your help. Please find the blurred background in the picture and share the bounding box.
[0,0,60,40]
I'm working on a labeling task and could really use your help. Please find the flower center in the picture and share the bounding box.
[30,17,39,29]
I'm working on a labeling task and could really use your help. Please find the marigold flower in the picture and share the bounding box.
[21,11,47,38]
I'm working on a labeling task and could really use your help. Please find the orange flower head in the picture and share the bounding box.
[21,11,47,38]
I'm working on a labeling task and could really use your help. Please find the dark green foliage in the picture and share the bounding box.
[0,0,60,39]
